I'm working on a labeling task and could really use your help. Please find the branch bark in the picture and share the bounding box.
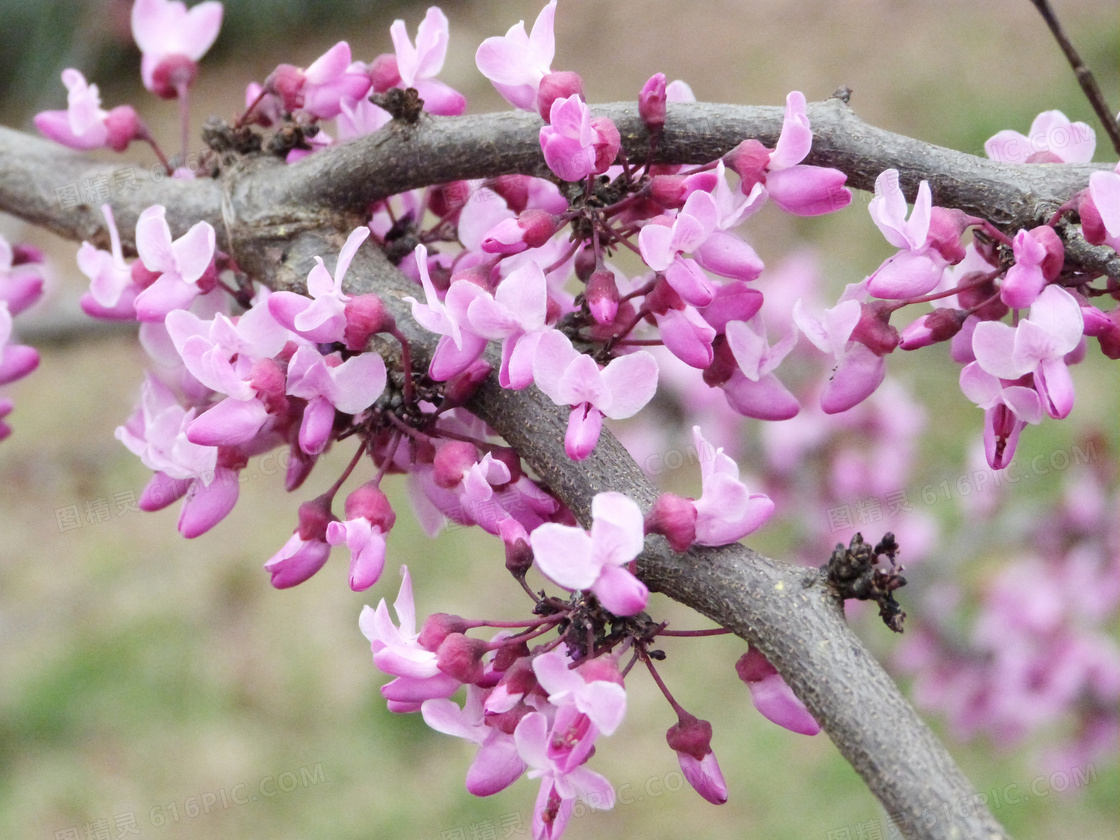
[5,97,1110,838]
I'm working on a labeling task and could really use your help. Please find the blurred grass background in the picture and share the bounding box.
[0,1,1117,838]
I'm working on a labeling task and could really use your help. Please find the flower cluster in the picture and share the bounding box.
[27,0,1120,835]
[0,235,46,441]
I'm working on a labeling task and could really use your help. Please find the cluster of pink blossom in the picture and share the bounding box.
[26,0,1120,833]
[0,236,45,441]
[895,439,1119,773]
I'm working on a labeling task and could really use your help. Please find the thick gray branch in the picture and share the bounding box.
[4,98,1101,838]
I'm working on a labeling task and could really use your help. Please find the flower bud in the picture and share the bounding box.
[586,268,620,325]
[644,493,698,553]
[638,73,667,132]
[343,482,396,531]
[344,294,395,351]
[367,53,401,92]
[536,71,584,121]
[418,613,472,651]
[723,139,770,191]
[898,308,968,350]
[433,441,479,489]
[851,301,899,356]
[436,632,488,684]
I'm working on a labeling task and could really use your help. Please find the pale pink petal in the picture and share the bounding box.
[530,522,599,589]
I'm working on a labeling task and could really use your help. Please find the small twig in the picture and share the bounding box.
[1028,0,1120,155]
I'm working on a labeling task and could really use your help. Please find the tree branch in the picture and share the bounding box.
[5,97,1110,838]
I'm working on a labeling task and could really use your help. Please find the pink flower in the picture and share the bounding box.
[531,329,658,460]
[360,565,462,712]
[390,6,466,115]
[691,426,775,546]
[285,345,387,454]
[131,0,223,98]
[475,1,557,111]
[529,491,649,616]
[762,92,851,216]
[722,314,799,420]
[266,42,372,121]
[264,531,331,589]
[269,226,370,344]
[985,110,1096,163]
[735,647,820,736]
[958,363,1043,469]
[34,69,142,152]
[1001,226,1063,309]
[793,295,887,413]
[77,206,138,315]
[1082,164,1120,251]
[539,95,597,182]
[0,304,39,386]
[404,245,489,381]
[132,205,216,322]
[422,688,526,796]
[466,258,552,389]
[514,709,615,840]
[532,649,627,735]
[326,482,396,591]
[638,190,719,305]
[866,170,950,299]
[971,285,1084,420]
[665,712,727,804]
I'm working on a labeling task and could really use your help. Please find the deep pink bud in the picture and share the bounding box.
[266,64,306,111]
[441,359,493,408]
[367,53,401,92]
[344,294,395,351]
[104,106,144,152]
[1081,304,1120,359]
[586,268,620,324]
[723,139,770,191]
[433,441,479,488]
[590,116,621,174]
[734,646,777,683]
[343,482,396,531]
[898,308,968,350]
[537,71,584,121]
[1028,225,1065,281]
[645,493,698,553]
[1079,190,1108,246]
[851,301,899,356]
[418,613,472,651]
[436,633,488,684]
[666,711,713,762]
[648,174,688,209]
[639,73,667,132]
[574,245,598,283]
[297,493,336,542]
[926,207,970,264]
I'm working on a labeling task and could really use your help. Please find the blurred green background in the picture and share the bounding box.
[0,1,1117,839]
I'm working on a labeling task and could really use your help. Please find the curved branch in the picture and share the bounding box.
[4,98,1105,838]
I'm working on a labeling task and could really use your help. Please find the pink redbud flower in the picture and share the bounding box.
[1001,226,1064,309]
[539,95,598,182]
[735,646,821,736]
[639,73,667,132]
[360,565,462,712]
[763,91,852,216]
[972,285,1084,420]
[481,209,560,255]
[866,170,949,299]
[958,363,1043,469]
[536,71,584,122]
[793,296,887,414]
[0,304,39,386]
[532,329,658,460]
[422,687,527,796]
[898,308,968,350]
[475,1,557,111]
[533,649,627,735]
[266,42,371,120]
[0,238,45,317]
[404,245,489,381]
[131,0,223,98]
[390,6,466,115]
[985,110,1095,164]
[77,206,138,317]
[515,709,615,840]
[666,712,728,805]
[269,226,370,344]
[132,204,216,322]
[690,426,775,546]
[264,530,331,589]
[1081,164,1120,251]
[722,314,800,420]
[34,69,143,152]
[327,482,396,591]
[285,345,388,454]
[529,491,649,616]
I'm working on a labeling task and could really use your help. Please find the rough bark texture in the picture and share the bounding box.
[2,97,1109,839]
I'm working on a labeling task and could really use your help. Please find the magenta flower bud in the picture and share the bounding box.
[648,174,688,209]
[418,613,472,651]
[297,493,337,542]
[103,106,144,152]
[536,70,584,121]
[645,493,698,553]
[723,138,770,191]
[249,357,287,405]
[343,482,396,531]
[367,52,401,92]
[851,301,899,356]
[0,344,39,386]
[573,245,598,283]
[926,207,970,264]
[639,72,667,132]
[899,308,968,350]
[488,174,531,214]
[441,359,494,408]
[1080,303,1120,359]
[586,268,620,325]
[590,116,621,174]
[265,63,305,111]
[0,272,44,316]
[666,712,727,805]
[433,441,479,488]
[344,294,395,351]
[436,632,488,684]
[1079,189,1108,246]
[482,209,559,255]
